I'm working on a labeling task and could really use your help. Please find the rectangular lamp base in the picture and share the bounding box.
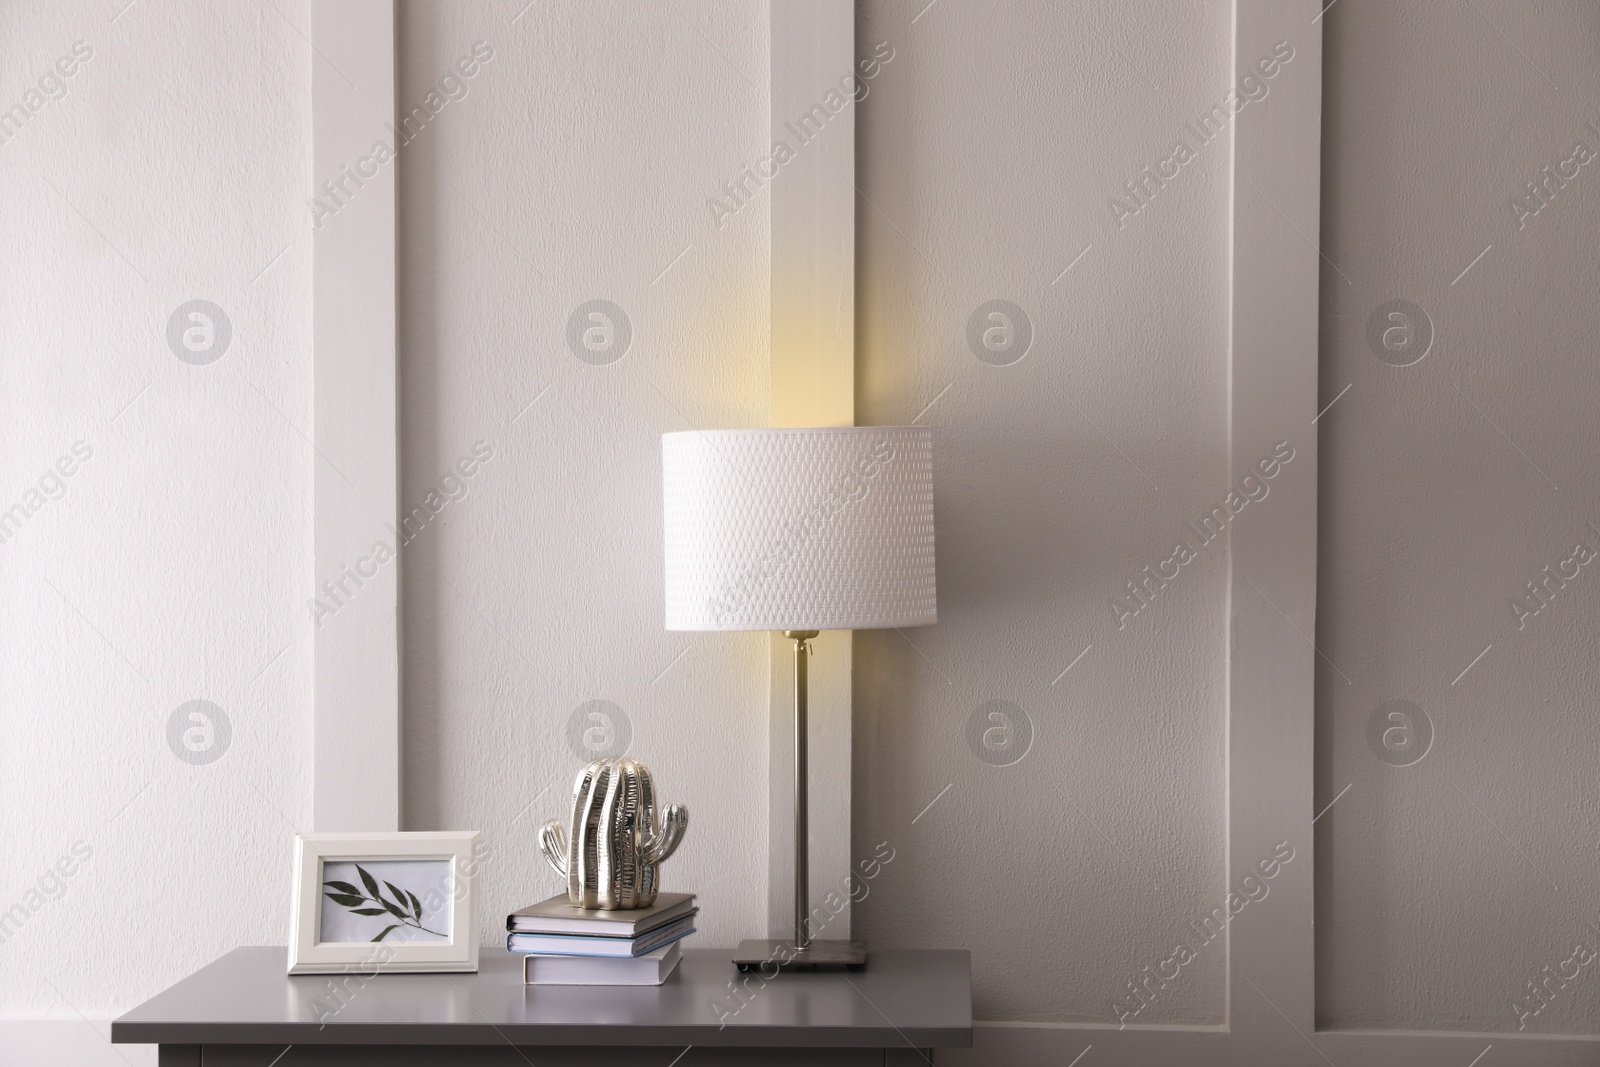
[733,939,867,971]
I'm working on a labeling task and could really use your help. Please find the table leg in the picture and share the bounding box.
[158,1046,200,1067]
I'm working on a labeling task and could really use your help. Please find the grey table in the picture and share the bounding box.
[112,946,972,1066]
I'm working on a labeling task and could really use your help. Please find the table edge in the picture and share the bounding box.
[110,1020,975,1048]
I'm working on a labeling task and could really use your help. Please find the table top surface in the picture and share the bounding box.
[111,946,972,1048]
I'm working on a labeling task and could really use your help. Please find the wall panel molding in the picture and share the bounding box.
[311,0,399,832]
[766,0,857,941]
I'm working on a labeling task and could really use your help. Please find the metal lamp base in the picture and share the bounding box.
[733,939,867,972]
[740,633,866,975]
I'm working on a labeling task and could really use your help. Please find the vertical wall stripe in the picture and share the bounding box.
[1226,0,1321,1046]
[311,0,399,832]
[767,0,857,939]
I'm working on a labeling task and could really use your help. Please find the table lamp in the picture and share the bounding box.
[661,426,935,969]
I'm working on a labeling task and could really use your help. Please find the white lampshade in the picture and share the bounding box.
[662,427,936,632]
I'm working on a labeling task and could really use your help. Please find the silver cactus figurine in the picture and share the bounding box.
[538,757,688,909]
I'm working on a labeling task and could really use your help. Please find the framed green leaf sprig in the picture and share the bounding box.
[288,831,482,975]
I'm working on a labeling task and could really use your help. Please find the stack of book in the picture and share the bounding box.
[506,892,697,985]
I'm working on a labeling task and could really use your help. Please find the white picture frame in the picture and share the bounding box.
[288,831,482,975]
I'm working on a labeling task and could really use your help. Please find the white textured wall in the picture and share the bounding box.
[396,0,772,950]
[1316,0,1600,1033]
[13,0,1595,1056]
[852,0,1235,1024]
[0,0,311,1062]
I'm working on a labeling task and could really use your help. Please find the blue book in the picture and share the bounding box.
[507,912,696,957]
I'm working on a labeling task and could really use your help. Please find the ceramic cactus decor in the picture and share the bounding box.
[538,757,688,909]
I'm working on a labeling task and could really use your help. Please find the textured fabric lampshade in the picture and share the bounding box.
[662,427,936,632]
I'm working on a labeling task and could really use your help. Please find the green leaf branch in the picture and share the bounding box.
[323,864,445,941]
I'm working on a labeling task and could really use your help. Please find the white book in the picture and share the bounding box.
[507,913,696,957]
[508,892,696,936]
[523,941,683,986]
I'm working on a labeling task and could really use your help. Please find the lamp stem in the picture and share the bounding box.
[785,630,819,953]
